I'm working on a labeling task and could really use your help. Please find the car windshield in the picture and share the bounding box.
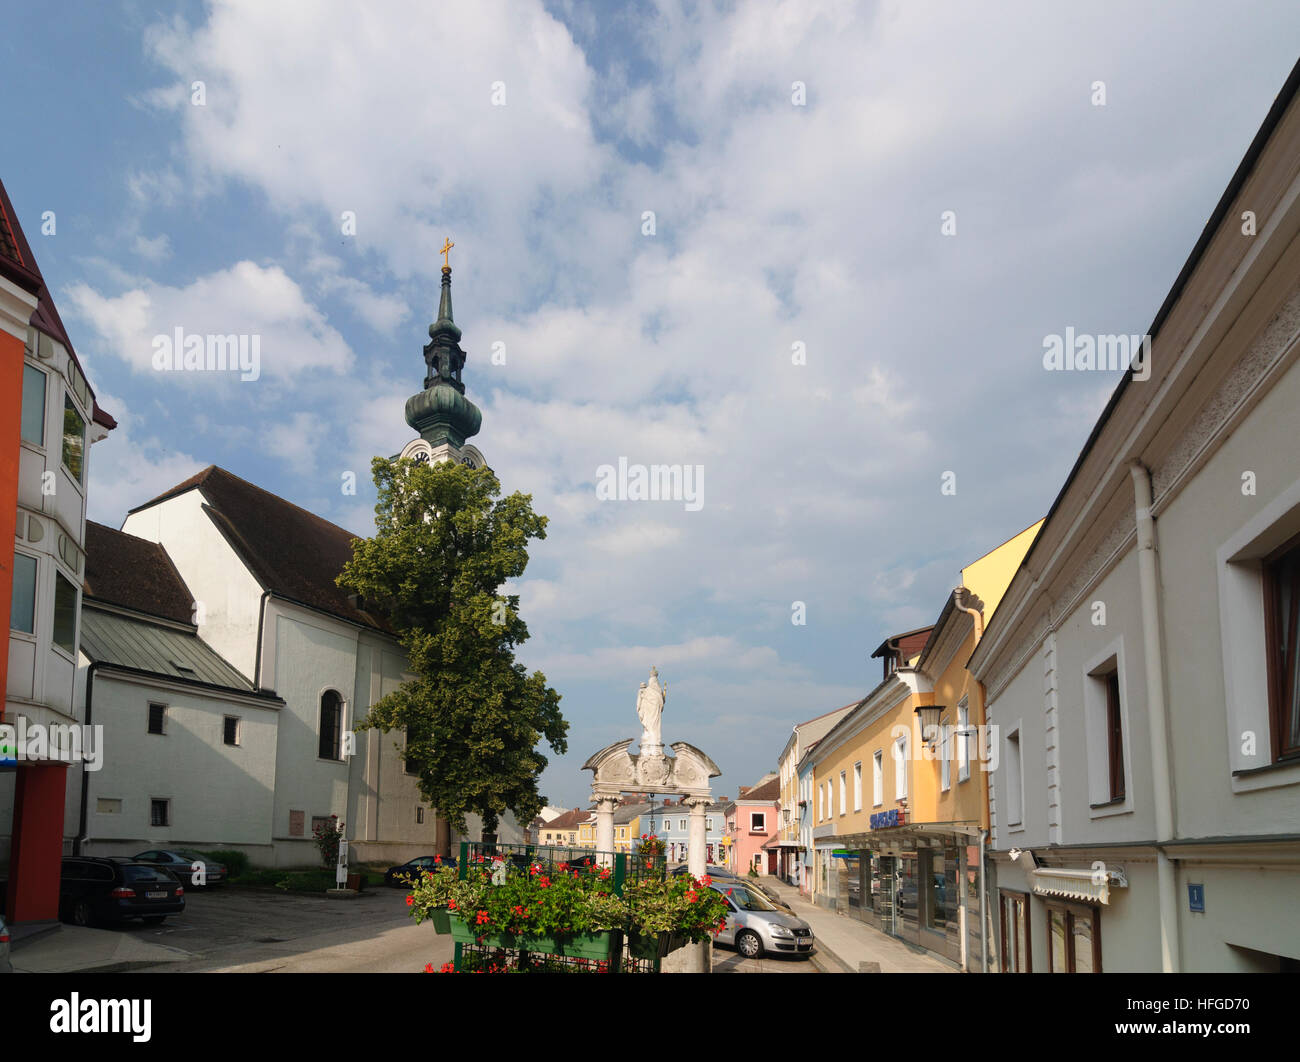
[718,885,778,912]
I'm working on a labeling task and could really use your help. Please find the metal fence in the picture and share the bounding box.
[451,841,668,972]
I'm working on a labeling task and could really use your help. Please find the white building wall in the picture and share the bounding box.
[122,492,264,683]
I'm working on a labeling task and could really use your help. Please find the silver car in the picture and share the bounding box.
[710,882,814,959]
[0,913,11,973]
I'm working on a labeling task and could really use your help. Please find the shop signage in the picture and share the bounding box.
[870,808,906,829]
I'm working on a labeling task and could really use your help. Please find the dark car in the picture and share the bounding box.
[384,855,452,887]
[59,857,185,927]
[671,864,741,881]
[132,849,228,887]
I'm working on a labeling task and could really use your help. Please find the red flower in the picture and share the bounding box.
[424,962,434,973]
[686,890,698,903]
[476,910,491,925]
[539,876,551,888]
[447,900,457,910]
[434,854,442,864]
[405,895,414,906]
[701,875,712,886]
[440,961,455,973]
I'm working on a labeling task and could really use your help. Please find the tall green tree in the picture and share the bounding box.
[338,457,566,842]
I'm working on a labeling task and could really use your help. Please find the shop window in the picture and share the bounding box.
[53,571,77,654]
[999,890,1031,972]
[10,552,37,634]
[1046,901,1101,973]
[21,363,46,445]
[62,392,85,483]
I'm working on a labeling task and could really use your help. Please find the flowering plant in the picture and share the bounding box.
[636,833,667,859]
[622,872,729,942]
[312,815,345,869]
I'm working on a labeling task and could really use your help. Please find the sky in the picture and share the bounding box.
[3,1,1299,810]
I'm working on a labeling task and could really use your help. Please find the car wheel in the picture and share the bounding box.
[737,930,763,959]
[71,900,94,927]
[142,916,166,925]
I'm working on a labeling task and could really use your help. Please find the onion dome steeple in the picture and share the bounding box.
[404,241,482,449]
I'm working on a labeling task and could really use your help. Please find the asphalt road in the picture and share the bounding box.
[127,884,449,973]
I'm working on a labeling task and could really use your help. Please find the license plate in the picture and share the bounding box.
[146,891,167,899]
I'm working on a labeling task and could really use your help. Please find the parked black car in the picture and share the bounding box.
[131,849,228,887]
[384,855,452,887]
[59,857,185,927]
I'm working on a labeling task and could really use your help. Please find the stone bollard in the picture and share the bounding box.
[662,938,710,973]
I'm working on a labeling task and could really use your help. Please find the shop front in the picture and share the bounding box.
[835,822,985,968]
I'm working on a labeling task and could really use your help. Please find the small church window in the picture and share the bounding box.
[319,690,343,760]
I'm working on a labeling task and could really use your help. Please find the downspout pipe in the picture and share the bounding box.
[953,589,989,972]
[978,827,988,972]
[1129,461,1180,972]
[75,661,102,857]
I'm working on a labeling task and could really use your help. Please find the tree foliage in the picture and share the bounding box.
[338,457,567,838]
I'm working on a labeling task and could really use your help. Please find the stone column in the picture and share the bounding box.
[594,796,616,866]
[663,795,711,974]
[687,796,708,877]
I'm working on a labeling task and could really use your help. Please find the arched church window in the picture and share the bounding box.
[319,690,343,761]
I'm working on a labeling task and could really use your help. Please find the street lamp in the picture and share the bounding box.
[915,704,945,748]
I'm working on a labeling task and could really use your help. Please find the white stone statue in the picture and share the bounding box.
[636,666,666,751]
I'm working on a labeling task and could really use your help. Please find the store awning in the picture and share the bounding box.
[762,838,804,849]
[1030,866,1127,905]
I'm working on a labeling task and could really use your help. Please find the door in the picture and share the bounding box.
[877,856,897,936]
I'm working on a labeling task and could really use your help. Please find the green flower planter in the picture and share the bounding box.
[429,908,452,934]
[446,915,615,959]
[628,931,671,960]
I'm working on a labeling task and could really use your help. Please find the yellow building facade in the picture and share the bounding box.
[807,521,1041,969]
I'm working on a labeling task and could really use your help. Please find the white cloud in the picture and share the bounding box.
[65,261,353,381]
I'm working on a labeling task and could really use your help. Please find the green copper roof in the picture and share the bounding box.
[407,264,481,446]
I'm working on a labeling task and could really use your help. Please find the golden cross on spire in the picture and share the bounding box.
[439,238,454,269]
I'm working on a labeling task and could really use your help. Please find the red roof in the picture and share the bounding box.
[540,808,592,831]
[131,465,387,631]
[0,177,113,430]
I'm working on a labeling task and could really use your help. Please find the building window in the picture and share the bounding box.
[1046,901,1101,973]
[148,702,167,735]
[95,798,122,814]
[319,690,343,760]
[1264,535,1300,761]
[52,571,77,654]
[10,552,37,634]
[150,799,170,827]
[706,817,713,831]
[750,812,766,832]
[894,734,908,800]
[1005,727,1023,826]
[818,784,824,820]
[569,832,576,844]
[1085,650,1128,809]
[62,393,85,483]
[941,714,951,791]
[416,807,425,824]
[838,771,846,815]
[679,818,686,832]
[853,761,862,811]
[999,891,1031,972]
[289,810,305,836]
[873,750,883,806]
[21,364,46,445]
[957,700,970,782]
[1105,673,1125,800]
[223,716,240,746]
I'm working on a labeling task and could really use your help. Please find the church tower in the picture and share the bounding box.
[399,242,486,468]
